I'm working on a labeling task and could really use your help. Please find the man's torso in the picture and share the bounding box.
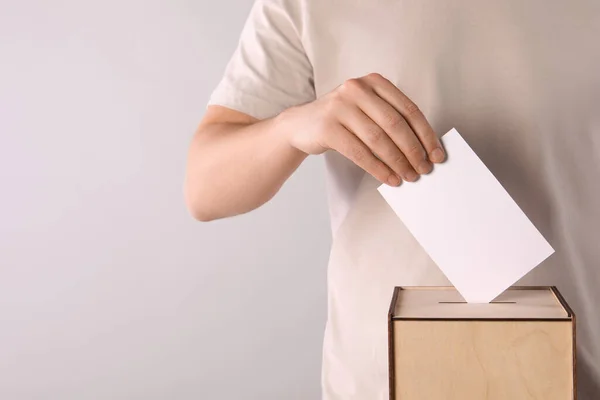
[299,1,600,398]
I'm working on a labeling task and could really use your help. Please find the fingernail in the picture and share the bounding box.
[387,174,401,186]
[430,147,445,163]
[417,160,433,175]
[404,171,419,182]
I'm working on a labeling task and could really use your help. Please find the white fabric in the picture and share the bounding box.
[208,0,600,398]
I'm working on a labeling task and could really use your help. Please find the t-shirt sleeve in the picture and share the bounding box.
[207,0,316,120]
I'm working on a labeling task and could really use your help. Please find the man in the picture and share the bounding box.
[185,0,600,398]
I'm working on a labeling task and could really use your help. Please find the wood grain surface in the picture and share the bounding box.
[392,320,574,399]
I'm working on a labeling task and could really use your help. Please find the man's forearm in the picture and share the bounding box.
[184,112,308,221]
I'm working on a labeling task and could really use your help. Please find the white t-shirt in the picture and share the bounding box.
[208,0,600,398]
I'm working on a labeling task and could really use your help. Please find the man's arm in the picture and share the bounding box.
[185,73,446,222]
[184,105,307,221]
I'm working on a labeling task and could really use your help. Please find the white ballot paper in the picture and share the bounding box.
[378,128,554,303]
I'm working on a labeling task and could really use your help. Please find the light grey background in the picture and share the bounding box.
[0,1,331,399]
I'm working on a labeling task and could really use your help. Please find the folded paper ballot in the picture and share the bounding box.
[378,128,554,303]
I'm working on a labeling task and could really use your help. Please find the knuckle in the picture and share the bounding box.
[325,91,345,112]
[404,101,422,117]
[393,155,409,167]
[327,90,344,104]
[383,112,403,129]
[364,126,383,144]
[405,143,424,158]
[366,72,384,82]
[349,144,367,163]
[340,78,365,94]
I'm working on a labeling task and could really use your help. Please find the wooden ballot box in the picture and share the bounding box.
[388,286,575,400]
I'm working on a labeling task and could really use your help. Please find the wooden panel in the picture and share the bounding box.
[393,320,574,399]
[393,287,568,319]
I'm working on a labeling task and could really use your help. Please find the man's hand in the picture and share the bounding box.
[282,73,445,186]
[186,73,445,220]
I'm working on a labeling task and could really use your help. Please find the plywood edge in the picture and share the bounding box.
[509,285,555,290]
[399,285,557,291]
[389,287,401,318]
[572,307,577,400]
[397,285,558,291]
[392,285,571,321]
[392,317,573,322]
[550,286,575,318]
[388,317,396,400]
[388,288,399,400]
[397,286,455,291]
[547,287,576,398]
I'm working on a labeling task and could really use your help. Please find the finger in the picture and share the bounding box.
[340,105,419,182]
[365,73,445,163]
[352,87,432,175]
[325,124,401,186]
